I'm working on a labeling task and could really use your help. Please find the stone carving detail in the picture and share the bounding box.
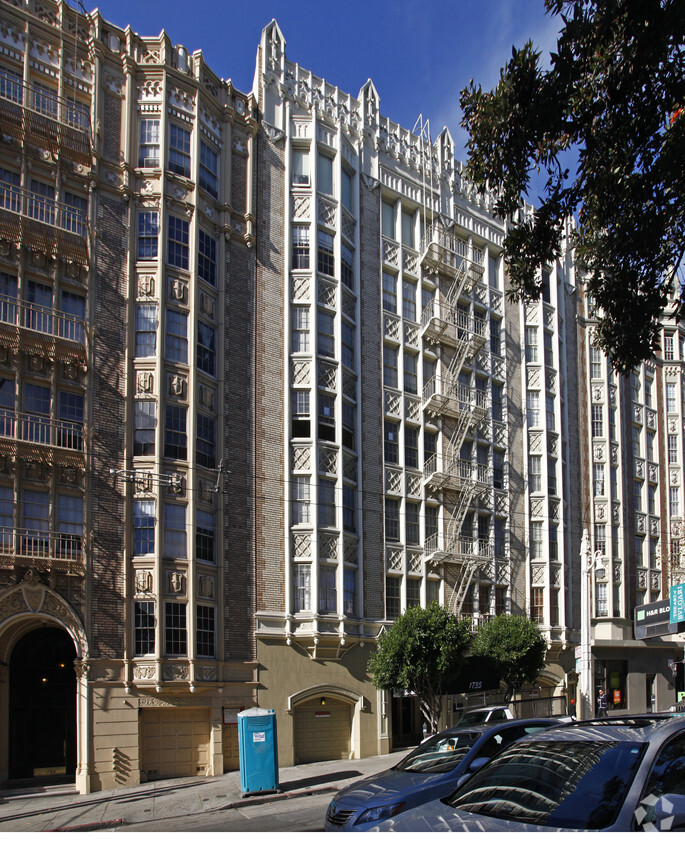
[595,504,606,521]
[135,570,153,593]
[407,473,422,498]
[199,385,214,410]
[527,370,541,389]
[343,369,357,400]
[344,538,358,564]
[638,570,647,589]
[531,499,545,518]
[385,469,402,495]
[292,275,310,301]
[292,361,311,385]
[405,397,421,422]
[532,565,545,584]
[343,453,357,482]
[137,371,154,393]
[670,469,680,486]
[319,447,337,476]
[138,275,155,297]
[318,197,337,228]
[613,503,621,523]
[198,576,214,599]
[386,547,403,571]
[198,480,215,503]
[318,278,336,309]
[318,362,336,390]
[134,472,152,493]
[169,278,187,302]
[403,250,418,276]
[614,564,622,582]
[168,374,186,397]
[635,459,645,479]
[167,572,186,595]
[200,292,215,319]
[594,444,604,461]
[408,552,422,571]
[162,664,189,681]
[383,240,399,267]
[636,515,646,534]
[133,665,156,680]
[634,405,643,424]
[292,446,311,471]
[529,433,543,453]
[195,666,218,681]
[293,533,311,558]
[651,518,659,537]
[292,196,311,220]
[384,313,400,341]
[647,409,656,429]
[384,390,401,417]
[651,572,661,591]
[319,534,337,560]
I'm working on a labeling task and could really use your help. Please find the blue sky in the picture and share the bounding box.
[89,0,562,164]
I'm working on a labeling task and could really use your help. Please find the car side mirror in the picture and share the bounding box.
[468,756,489,773]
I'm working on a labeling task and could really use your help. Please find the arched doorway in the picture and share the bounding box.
[9,627,77,781]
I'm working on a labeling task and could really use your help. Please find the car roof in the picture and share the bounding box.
[437,717,558,739]
[512,713,685,744]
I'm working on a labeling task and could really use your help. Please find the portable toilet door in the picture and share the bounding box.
[237,707,279,796]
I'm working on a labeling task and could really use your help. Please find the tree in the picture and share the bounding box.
[460,0,685,373]
[367,604,472,734]
[471,614,547,701]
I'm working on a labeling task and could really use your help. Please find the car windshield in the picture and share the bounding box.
[395,732,479,774]
[447,739,646,829]
[459,712,494,727]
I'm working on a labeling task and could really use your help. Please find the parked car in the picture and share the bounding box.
[372,714,685,832]
[454,705,514,727]
[323,718,559,831]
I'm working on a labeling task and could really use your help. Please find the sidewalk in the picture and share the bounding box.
[0,749,410,832]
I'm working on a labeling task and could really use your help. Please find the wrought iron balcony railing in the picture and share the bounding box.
[0,410,84,451]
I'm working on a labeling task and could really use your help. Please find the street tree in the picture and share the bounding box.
[367,603,472,734]
[460,0,685,373]
[472,614,547,701]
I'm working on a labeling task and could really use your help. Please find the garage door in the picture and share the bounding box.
[294,699,351,764]
[140,707,210,781]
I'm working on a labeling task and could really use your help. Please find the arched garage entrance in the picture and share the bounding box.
[9,627,77,781]
[293,696,353,764]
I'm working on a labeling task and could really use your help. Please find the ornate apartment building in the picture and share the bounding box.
[0,0,680,793]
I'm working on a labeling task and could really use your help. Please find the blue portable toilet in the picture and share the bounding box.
[237,707,279,796]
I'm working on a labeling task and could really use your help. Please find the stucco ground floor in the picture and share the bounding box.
[1,584,683,794]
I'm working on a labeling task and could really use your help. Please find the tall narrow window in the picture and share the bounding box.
[590,345,602,379]
[293,390,311,439]
[382,272,397,313]
[406,502,420,545]
[531,523,543,558]
[341,243,354,289]
[318,230,335,275]
[134,601,155,656]
[341,168,353,211]
[382,201,395,239]
[134,500,155,555]
[406,579,420,607]
[401,210,414,247]
[139,118,160,167]
[402,280,416,321]
[386,576,400,618]
[591,404,604,437]
[385,498,400,541]
[293,564,311,612]
[319,566,336,613]
[546,394,555,429]
[165,603,187,656]
[317,153,333,195]
[60,289,86,343]
[164,502,187,558]
[134,400,156,456]
[196,605,215,657]
[292,307,310,353]
[196,509,215,563]
[292,226,310,269]
[0,485,11,551]
[318,479,336,527]
[667,382,677,413]
[292,476,310,525]
[58,391,83,450]
[167,215,189,269]
[199,141,218,197]
[384,421,399,464]
[527,392,540,427]
[164,405,187,460]
[196,413,215,468]
[594,463,605,495]
[525,327,538,363]
[344,569,356,616]
[165,310,188,363]
[197,321,216,376]
[530,455,542,492]
[531,587,544,623]
[137,211,158,259]
[343,484,356,533]
[669,435,679,463]
[292,148,310,186]
[63,191,87,237]
[168,124,191,177]
[198,230,217,286]
[341,321,355,369]
[404,353,418,394]
[317,311,335,359]
[405,426,419,468]
[57,494,82,558]
[383,346,398,388]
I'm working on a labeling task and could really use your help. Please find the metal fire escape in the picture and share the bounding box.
[420,219,489,614]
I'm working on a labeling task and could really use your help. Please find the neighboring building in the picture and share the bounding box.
[0,1,680,793]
